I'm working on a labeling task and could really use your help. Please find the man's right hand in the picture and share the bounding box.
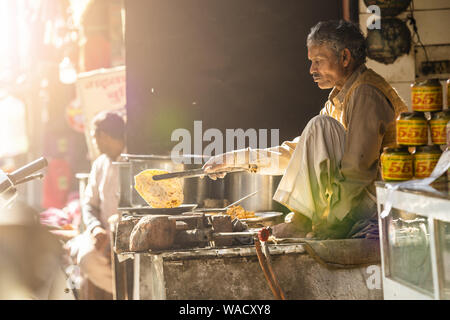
[91,226,108,251]
[202,153,234,180]
[203,149,252,180]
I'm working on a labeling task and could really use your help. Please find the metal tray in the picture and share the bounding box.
[118,204,198,215]
[240,211,283,223]
[203,211,283,223]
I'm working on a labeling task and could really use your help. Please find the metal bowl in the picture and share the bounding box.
[241,211,284,227]
[224,171,287,213]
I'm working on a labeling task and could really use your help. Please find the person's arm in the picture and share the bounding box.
[203,101,330,177]
[203,137,299,178]
[82,157,110,250]
[329,84,395,222]
[251,138,300,175]
[82,158,102,234]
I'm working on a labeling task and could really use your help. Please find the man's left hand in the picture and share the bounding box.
[92,226,108,251]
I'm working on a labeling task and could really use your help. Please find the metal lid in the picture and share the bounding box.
[412,78,442,87]
[414,145,442,154]
[121,154,209,162]
[121,154,172,160]
[397,111,426,120]
[430,109,450,120]
[383,146,410,154]
[112,161,130,164]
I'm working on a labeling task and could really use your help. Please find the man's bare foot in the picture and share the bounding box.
[272,212,312,238]
[272,222,308,238]
[306,232,315,239]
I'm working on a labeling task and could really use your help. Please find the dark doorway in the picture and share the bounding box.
[125,0,341,155]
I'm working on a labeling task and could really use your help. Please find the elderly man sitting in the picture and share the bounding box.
[203,20,408,239]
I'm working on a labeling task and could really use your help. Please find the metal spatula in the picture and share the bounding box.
[152,167,246,181]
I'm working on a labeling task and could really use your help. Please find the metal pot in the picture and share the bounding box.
[122,154,185,207]
[182,162,226,206]
[224,172,287,212]
[113,161,132,207]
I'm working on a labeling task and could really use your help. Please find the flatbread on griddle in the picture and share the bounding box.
[134,169,184,208]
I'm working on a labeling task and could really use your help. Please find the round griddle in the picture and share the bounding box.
[118,204,198,215]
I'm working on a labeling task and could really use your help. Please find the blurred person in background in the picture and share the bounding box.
[68,111,125,296]
[0,201,70,299]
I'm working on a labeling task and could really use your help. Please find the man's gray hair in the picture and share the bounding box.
[307,20,367,67]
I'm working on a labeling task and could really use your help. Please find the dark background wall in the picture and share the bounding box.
[125,0,341,155]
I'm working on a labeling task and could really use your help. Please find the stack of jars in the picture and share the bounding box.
[381,78,450,182]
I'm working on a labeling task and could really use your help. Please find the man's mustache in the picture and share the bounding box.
[312,73,321,78]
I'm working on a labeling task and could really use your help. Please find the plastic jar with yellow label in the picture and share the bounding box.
[411,79,443,112]
[396,112,428,146]
[447,79,449,108]
[429,110,450,145]
[380,147,413,181]
[413,145,442,179]
[447,120,450,180]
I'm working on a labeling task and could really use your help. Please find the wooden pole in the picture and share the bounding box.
[342,0,351,21]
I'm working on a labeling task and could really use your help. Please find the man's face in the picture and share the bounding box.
[92,129,110,155]
[308,44,347,90]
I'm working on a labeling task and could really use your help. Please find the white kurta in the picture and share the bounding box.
[83,154,120,232]
[68,153,122,293]
[273,115,346,224]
